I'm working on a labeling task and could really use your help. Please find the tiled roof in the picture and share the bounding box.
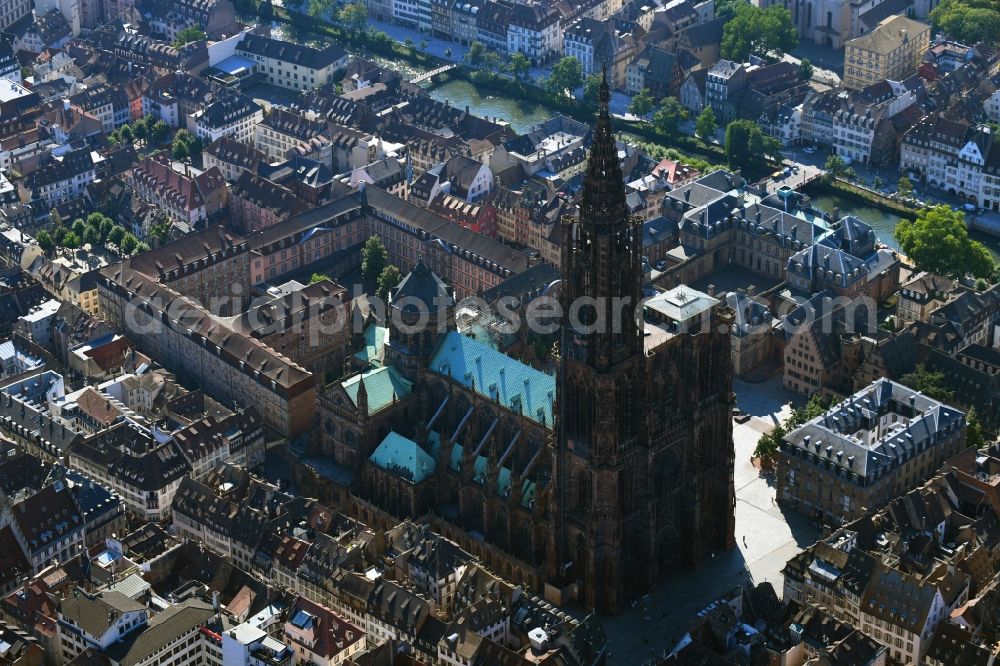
[428,330,555,427]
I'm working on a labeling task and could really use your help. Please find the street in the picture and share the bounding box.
[601,377,817,664]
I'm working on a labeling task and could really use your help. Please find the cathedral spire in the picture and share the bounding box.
[580,61,627,227]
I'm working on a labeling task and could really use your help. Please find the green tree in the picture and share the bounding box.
[966,406,987,449]
[798,58,814,81]
[482,50,502,73]
[895,205,997,279]
[61,231,80,249]
[653,96,688,136]
[71,218,87,237]
[151,120,169,144]
[150,221,172,245]
[134,241,150,254]
[897,176,914,198]
[376,264,401,301]
[466,41,486,67]
[695,106,717,142]
[873,176,884,191]
[133,119,148,144]
[715,0,748,19]
[753,394,830,465]
[930,0,1000,45]
[509,52,530,80]
[976,277,990,291]
[721,4,798,61]
[628,88,654,116]
[83,226,101,246]
[99,217,115,241]
[583,74,603,106]
[339,2,367,32]
[444,48,452,58]
[307,0,334,19]
[361,236,388,286]
[843,166,858,182]
[107,226,126,246]
[725,119,776,171]
[172,26,206,47]
[419,39,428,51]
[119,124,134,145]
[546,56,583,97]
[172,140,190,161]
[310,272,332,284]
[404,38,414,52]
[36,230,53,254]
[120,233,139,255]
[52,225,66,245]
[901,364,955,403]
[824,153,848,178]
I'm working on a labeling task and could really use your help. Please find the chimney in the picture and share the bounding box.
[707,284,716,297]
[747,285,756,297]
[212,590,219,611]
[63,99,70,111]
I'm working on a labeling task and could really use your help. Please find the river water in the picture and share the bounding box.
[809,193,1000,261]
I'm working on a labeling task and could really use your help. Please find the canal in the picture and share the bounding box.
[809,193,1000,261]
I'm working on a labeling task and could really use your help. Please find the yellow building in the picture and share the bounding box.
[843,15,930,90]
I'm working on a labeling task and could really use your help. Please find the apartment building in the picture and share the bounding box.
[188,91,263,145]
[0,0,31,33]
[2,482,86,573]
[843,15,930,90]
[67,424,190,522]
[202,136,266,183]
[254,108,327,160]
[506,2,561,65]
[236,34,348,92]
[127,154,227,227]
[142,71,215,128]
[23,147,97,207]
[778,379,967,524]
[228,171,308,234]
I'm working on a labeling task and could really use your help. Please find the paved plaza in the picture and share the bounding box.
[601,378,818,664]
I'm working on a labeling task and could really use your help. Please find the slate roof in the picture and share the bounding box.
[237,35,347,70]
[59,590,145,639]
[428,330,555,427]
[104,599,214,666]
[781,379,965,482]
[392,259,453,312]
[369,431,436,484]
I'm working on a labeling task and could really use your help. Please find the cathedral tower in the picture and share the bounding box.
[555,67,736,612]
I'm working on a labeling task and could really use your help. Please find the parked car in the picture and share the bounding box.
[802,146,816,155]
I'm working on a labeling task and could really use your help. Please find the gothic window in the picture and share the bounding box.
[324,420,336,435]
[345,430,357,448]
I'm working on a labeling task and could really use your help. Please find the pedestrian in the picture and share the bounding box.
[742,535,747,547]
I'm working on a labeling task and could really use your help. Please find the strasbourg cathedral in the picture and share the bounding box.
[316,72,736,612]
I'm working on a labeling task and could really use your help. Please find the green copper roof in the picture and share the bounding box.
[369,431,436,484]
[342,365,411,413]
[353,324,388,367]
[428,331,555,428]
